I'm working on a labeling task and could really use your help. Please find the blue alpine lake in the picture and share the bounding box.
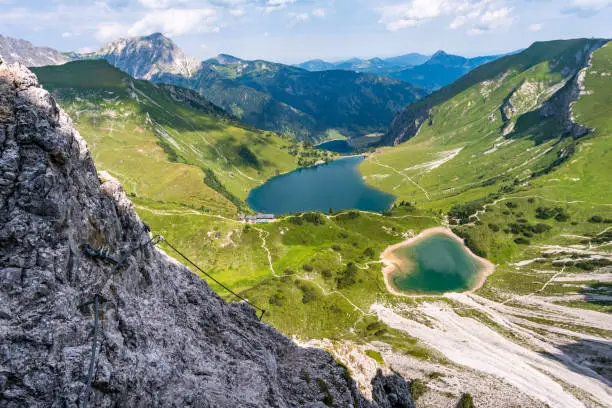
[315,139,355,154]
[247,156,395,214]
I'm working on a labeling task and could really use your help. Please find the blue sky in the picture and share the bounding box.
[0,0,610,63]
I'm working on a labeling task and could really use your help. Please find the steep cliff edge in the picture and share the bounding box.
[0,61,413,407]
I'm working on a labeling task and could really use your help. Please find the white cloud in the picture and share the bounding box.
[563,0,612,16]
[449,15,467,29]
[230,8,246,16]
[137,0,188,9]
[312,8,326,18]
[379,0,516,34]
[61,32,73,38]
[528,23,543,32]
[288,11,309,23]
[265,0,296,13]
[95,22,129,41]
[128,8,219,37]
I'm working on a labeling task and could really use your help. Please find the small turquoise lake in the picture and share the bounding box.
[247,156,395,214]
[387,232,487,295]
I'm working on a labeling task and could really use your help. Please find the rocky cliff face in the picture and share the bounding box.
[0,59,414,407]
[90,33,200,80]
[0,35,69,67]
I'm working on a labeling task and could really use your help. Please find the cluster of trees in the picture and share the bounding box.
[288,212,326,225]
[337,262,358,289]
[589,215,612,223]
[535,206,570,222]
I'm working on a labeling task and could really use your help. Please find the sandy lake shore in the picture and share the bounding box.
[380,227,496,297]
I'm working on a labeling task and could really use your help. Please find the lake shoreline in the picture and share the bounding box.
[247,155,395,215]
[380,227,496,297]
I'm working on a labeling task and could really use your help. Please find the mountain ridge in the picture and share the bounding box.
[384,38,609,146]
[87,33,426,141]
[0,34,70,67]
[295,53,431,74]
[389,51,503,92]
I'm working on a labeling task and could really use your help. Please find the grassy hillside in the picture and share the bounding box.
[33,60,332,215]
[364,39,609,211]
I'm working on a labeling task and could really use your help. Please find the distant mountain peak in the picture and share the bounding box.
[431,50,448,58]
[0,34,69,67]
[94,33,199,79]
[146,32,166,39]
[214,54,243,64]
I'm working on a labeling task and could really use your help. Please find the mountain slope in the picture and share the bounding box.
[92,34,426,141]
[0,34,69,66]
[32,60,331,216]
[389,51,502,92]
[0,58,413,408]
[364,38,608,208]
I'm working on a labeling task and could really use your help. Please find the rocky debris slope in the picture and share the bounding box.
[0,34,69,67]
[0,59,414,407]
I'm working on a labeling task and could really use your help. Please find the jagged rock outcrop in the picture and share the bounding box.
[0,60,414,407]
[0,34,69,67]
[385,105,431,146]
[539,41,607,138]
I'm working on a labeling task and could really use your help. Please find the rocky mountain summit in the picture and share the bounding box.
[0,59,414,407]
[0,35,69,67]
[87,32,200,80]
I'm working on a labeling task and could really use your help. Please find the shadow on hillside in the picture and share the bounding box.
[538,339,612,385]
[578,282,612,312]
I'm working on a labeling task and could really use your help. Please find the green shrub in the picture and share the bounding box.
[316,378,333,406]
[589,215,603,223]
[288,216,304,225]
[448,199,485,224]
[457,393,475,408]
[533,223,552,234]
[487,223,500,232]
[363,247,376,258]
[409,379,428,401]
[303,212,325,225]
[337,263,358,289]
[536,206,570,222]
[302,264,314,272]
[269,293,284,306]
[336,211,360,221]
[299,282,318,304]
[514,237,530,245]
[364,350,385,365]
